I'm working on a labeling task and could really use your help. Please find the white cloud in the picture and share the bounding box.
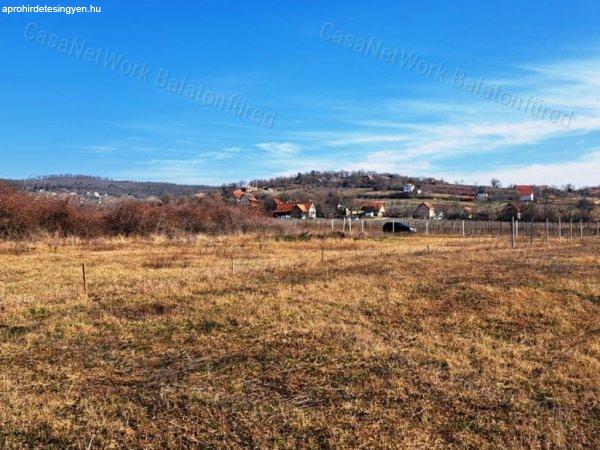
[256,141,300,156]
[437,151,600,187]
[213,146,243,160]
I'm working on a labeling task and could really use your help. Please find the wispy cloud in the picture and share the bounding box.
[436,150,600,187]
[213,146,243,160]
[270,54,600,186]
[91,54,600,187]
[256,141,300,156]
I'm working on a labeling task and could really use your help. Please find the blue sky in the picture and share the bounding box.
[1,0,600,186]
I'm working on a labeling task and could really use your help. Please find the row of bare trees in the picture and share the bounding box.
[0,183,278,239]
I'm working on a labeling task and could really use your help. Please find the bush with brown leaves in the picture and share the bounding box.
[0,183,277,238]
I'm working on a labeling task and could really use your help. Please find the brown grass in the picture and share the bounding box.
[0,235,598,448]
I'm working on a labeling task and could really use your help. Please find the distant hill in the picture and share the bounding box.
[251,170,598,196]
[250,170,440,191]
[2,175,213,198]
[3,172,597,202]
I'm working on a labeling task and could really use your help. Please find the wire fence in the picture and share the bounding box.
[280,217,600,240]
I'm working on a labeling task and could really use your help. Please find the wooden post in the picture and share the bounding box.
[558,217,562,239]
[331,219,334,232]
[545,218,549,242]
[361,220,364,233]
[426,220,429,236]
[570,218,573,240]
[530,219,534,245]
[580,219,583,238]
[81,263,87,293]
[462,220,465,237]
[511,216,516,249]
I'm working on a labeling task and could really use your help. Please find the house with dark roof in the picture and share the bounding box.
[413,202,435,219]
[496,202,522,221]
[475,187,489,201]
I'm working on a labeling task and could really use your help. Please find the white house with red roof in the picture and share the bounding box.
[360,201,386,218]
[273,200,316,219]
[515,185,534,202]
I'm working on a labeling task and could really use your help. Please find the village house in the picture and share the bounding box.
[475,187,489,201]
[337,200,349,218]
[403,183,416,193]
[413,202,436,219]
[236,183,258,193]
[274,200,317,219]
[462,206,473,219]
[496,202,522,221]
[360,201,386,218]
[337,200,364,218]
[515,185,534,202]
[232,189,259,206]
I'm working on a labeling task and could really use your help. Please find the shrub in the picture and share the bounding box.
[0,183,278,238]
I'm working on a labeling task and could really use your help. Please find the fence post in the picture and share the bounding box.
[462,220,465,237]
[511,216,516,249]
[545,218,549,242]
[81,263,87,293]
[570,218,573,240]
[426,220,429,236]
[558,217,562,239]
[580,219,583,238]
[530,219,534,245]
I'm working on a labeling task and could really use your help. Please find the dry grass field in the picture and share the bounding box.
[0,234,598,448]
